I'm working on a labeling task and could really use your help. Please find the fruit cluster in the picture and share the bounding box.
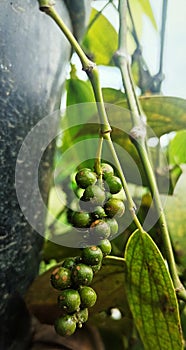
[51,239,111,336]
[68,163,125,245]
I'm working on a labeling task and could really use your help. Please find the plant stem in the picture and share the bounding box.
[39,1,94,72]
[37,0,144,234]
[104,255,126,264]
[159,0,168,76]
[138,143,185,298]
[87,0,113,33]
[127,0,140,49]
[115,0,144,122]
[95,136,103,177]
[116,0,186,301]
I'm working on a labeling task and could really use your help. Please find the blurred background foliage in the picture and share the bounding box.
[26,1,186,348]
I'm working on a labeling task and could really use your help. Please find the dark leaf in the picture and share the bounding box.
[125,229,183,350]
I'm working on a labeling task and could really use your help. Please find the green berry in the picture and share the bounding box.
[104,198,125,218]
[82,246,103,266]
[54,315,76,336]
[76,308,89,327]
[83,184,105,207]
[91,262,102,273]
[98,239,112,256]
[105,175,122,194]
[101,163,114,179]
[106,218,118,236]
[92,206,106,220]
[105,191,112,201]
[50,267,72,290]
[79,286,97,308]
[90,219,110,240]
[75,168,97,189]
[72,211,91,228]
[72,263,93,286]
[62,256,81,270]
[58,289,81,313]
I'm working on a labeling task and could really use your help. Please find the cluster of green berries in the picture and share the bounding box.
[68,163,125,245]
[51,239,111,336]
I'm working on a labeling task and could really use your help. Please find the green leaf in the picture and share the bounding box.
[168,130,186,165]
[64,0,91,40]
[66,75,95,106]
[91,257,128,314]
[82,8,118,65]
[140,96,186,137]
[137,0,157,30]
[102,88,186,137]
[125,229,183,350]
[161,165,186,268]
[61,75,96,155]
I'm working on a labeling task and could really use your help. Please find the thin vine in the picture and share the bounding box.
[38,0,186,301]
[38,0,144,234]
[116,0,186,301]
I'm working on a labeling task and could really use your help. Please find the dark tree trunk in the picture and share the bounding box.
[0,0,91,348]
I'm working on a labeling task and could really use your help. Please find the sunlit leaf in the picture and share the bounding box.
[66,75,95,106]
[61,75,96,155]
[137,0,157,30]
[140,96,186,137]
[82,9,118,65]
[125,229,183,350]
[102,88,186,137]
[57,87,178,188]
[168,130,186,165]
[161,166,186,268]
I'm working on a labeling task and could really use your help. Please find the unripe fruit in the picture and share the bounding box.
[72,263,93,286]
[105,191,112,201]
[92,206,106,220]
[62,256,81,270]
[72,211,91,228]
[54,315,76,337]
[105,218,118,236]
[58,289,81,313]
[104,198,125,218]
[76,308,89,327]
[91,262,102,273]
[50,267,72,290]
[98,239,112,256]
[75,168,97,188]
[82,184,105,207]
[90,219,110,240]
[79,286,97,308]
[105,175,122,194]
[101,163,114,179]
[82,246,103,266]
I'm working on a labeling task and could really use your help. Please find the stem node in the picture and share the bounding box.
[129,125,146,143]
[83,62,96,74]
[99,128,112,137]
[38,0,54,12]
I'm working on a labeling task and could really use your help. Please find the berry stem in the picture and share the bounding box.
[95,136,103,178]
[37,0,144,234]
[104,255,126,264]
[115,0,186,301]
[38,1,93,72]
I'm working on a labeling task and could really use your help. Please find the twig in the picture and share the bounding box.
[38,0,144,233]
[115,0,186,301]
[87,0,113,33]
